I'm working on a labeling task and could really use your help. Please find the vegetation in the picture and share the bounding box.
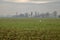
[0,18,60,40]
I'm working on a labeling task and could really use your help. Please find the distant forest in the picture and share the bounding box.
[13,11,60,18]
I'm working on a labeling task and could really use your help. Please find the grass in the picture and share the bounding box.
[0,18,60,40]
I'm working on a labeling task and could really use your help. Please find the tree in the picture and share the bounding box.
[19,13,25,17]
[58,15,60,18]
[46,12,50,18]
[35,12,37,17]
[53,11,57,18]
[31,12,33,17]
[41,13,45,18]
[25,13,29,17]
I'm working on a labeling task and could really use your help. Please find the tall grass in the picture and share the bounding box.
[0,18,60,40]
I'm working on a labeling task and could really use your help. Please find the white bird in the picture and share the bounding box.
[40,20,42,22]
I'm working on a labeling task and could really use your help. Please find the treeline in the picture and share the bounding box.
[13,11,60,18]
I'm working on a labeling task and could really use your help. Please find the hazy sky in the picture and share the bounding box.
[0,0,60,16]
[1,0,60,3]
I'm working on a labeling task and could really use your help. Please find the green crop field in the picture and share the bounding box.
[0,18,60,40]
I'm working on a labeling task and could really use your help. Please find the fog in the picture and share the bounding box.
[0,0,60,17]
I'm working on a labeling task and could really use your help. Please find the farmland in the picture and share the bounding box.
[0,18,60,40]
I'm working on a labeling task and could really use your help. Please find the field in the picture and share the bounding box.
[0,18,60,40]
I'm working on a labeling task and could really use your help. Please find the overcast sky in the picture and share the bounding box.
[0,0,60,16]
[1,0,60,3]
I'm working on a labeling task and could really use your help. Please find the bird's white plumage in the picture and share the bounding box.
[40,20,42,22]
